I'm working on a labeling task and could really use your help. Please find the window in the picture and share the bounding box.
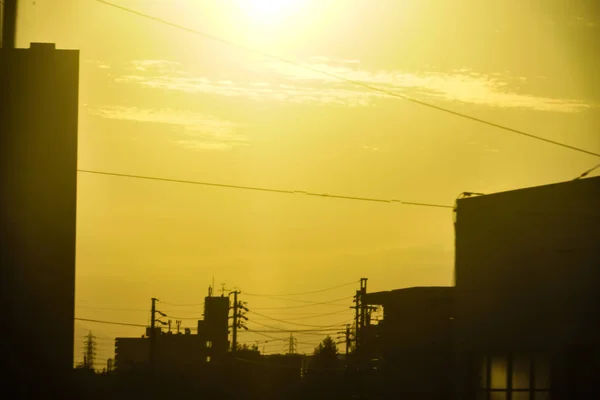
[206,356,211,363]
[206,340,212,349]
[478,354,551,400]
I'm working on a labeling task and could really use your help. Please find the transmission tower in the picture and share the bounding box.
[83,331,96,370]
[286,333,297,354]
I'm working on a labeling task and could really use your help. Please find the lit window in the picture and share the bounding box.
[490,356,508,389]
[206,341,212,348]
[477,354,551,400]
[206,356,211,363]
[512,355,530,389]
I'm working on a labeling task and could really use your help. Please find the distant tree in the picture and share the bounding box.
[313,336,338,359]
[304,336,344,398]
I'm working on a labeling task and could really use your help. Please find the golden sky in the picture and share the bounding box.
[15,0,600,365]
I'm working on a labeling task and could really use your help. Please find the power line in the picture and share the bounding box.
[248,319,341,333]
[243,330,319,346]
[75,317,147,328]
[75,317,197,331]
[252,294,354,306]
[163,315,202,321]
[574,162,600,180]
[245,281,358,297]
[250,310,351,328]
[158,301,204,307]
[76,305,149,312]
[244,328,340,334]
[94,0,600,159]
[257,309,352,321]
[252,301,350,310]
[77,169,453,209]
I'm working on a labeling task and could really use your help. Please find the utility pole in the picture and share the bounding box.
[231,291,238,356]
[345,324,351,356]
[229,290,248,357]
[150,297,160,375]
[353,290,361,349]
[360,278,367,334]
[2,0,18,49]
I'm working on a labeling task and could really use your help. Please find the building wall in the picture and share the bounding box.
[454,177,600,399]
[115,333,210,374]
[0,43,79,390]
[203,295,230,357]
[455,178,600,350]
[365,287,455,399]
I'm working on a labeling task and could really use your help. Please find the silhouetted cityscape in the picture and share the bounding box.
[2,1,600,399]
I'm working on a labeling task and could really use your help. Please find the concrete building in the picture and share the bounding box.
[115,329,210,375]
[115,287,230,373]
[0,43,79,393]
[454,176,600,400]
[364,286,455,399]
[201,291,230,360]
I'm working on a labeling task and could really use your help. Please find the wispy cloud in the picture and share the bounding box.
[264,61,591,113]
[115,73,372,107]
[89,106,248,151]
[83,59,111,69]
[113,58,591,113]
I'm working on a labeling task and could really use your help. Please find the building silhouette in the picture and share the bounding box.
[200,288,230,361]
[364,286,455,399]
[0,43,79,394]
[115,287,230,374]
[454,176,600,400]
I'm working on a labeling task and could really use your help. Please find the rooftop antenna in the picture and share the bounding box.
[221,283,226,296]
[212,276,215,296]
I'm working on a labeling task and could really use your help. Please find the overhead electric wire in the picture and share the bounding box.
[158,301,204,307]
[248,320,340,333]
[248,295,354,307]
[574,162,600,180]
[75,317,197,331]
[256,309,352,321]
[245,328,340,334]
[75,317,147,328]
[95,0,600,159]
[161,315,203,320]
[250,310,351,328]
[77,169,453,209]
[252,301,350,310]
[244,280,358,297]
[75,305,149,312]
[243,330,319,346]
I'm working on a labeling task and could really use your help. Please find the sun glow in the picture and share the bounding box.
[237,0,307,24]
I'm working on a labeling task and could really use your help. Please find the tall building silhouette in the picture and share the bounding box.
[454,177,600,400]
[0,43,79,394]
[202,288,230,359]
